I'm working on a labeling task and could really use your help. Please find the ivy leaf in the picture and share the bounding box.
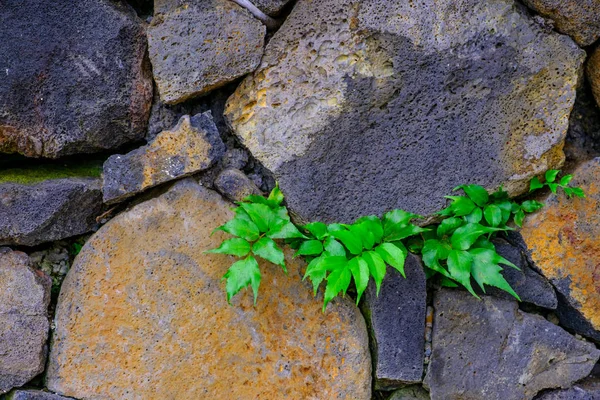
[521,200,544,213]
[362,251,386,295]
[422,239,452,278]
[349,257,370,304]
[243,194,279,209]
[327,223,345,232]
[239,203,278,233]
[473,236,495,250]
[439,196,477,217]
[384,224,429,241]
[375,242,407,277]
[295,240,324,257]
[450,223,505,251]
[483,204,502,227]
[491,186,509,201]
[548,182,559,194]
[205,238,251,257]
[323,237,346,257]
[514,209,525,227]
[440,277,459,288]
[572,187,586,198]
[496,201,513,225]
[304,222,328,240]
[383,209,420,231]
[348,222,376,250]
[355,216,384,244]
[454,184,489,207]
[330,229,363,255]
[529,176,544,192]
[252,238,285,270]
[267,220,307,239]
[563,187,574,198]
[267,183,284,205]
[304,256,327,295]
[447,249,477,297]
[559,174,573,186]
[545,169,560,183]
[437,217,464,237]
[215,210,260,242]
[464,207,483,224]
[323,266,352,311]
[469,248,520,300]
[222,256,261,305]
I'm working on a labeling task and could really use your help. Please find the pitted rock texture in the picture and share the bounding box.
[565,87,600,164]
[103,112,225,204]
[0,250,51,394]
[521,158,600,341]
[225,0,585,223]
[535,377,600,399]
[389,386,431,400]
[522,0,600,47]
[424,289,600,400]
[7,390,73,400]
[47,179,372,400]
[0,177,102,247]
[253,0,294,16]
[361,255,426,390]
[148,0,266,104]
[214,167,262,202]
[586,49,600,112]
[0,0,152,158]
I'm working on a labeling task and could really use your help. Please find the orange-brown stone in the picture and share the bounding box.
[47,179,371,399]
[521,158,600,339]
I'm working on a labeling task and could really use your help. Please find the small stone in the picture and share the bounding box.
[214,168,262,202]
[102,112,226,204]
[535,376,600,399]
[148,0,266,104]
[361,254,427,390]
[252,0,294,16]
[522,0,600,47]
[389,386,431,400]
[221,149,249,170]
[0,173,102,247]
[47,179,371,399]
[0,251,51,394]
[6,390,73,400]
[424,289,600,400]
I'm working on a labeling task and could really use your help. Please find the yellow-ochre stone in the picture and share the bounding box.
[47,179,371,400]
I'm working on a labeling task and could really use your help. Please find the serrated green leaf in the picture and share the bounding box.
[440,196,477,217]
[469,248,520,300]
[267,220,307,239]
[383,209,420,231]
[483,204,502,227]
[564,187,574,198]
[330,229,363,255]
[295,240,324,257]
[548,182,559,193]
[440,277,459,288]
[447,249,477,297]
[496,201,512,225]
[450,223,505,251]
[323,266,352,312]
[304,222,328,240]
[422,239,452,278]
[362,251,386,295]
[222,256,261,305]
[375,242,407,277]
[205,238,251,257]
[327,223,345,232]
[473,236,495,250]
[215,211,260,242]
[323,237,346,257]
[267,183,284,205]
[437,217,464,237]
[239,203,278,233]
[355,216,384,244]
[464,207,483,224]
[348,222,376,250]
[529,176,544,192]
[559,174,573,186]
[304,256,327,295]
[514,209,525,227]
[545,169,560,183]
[384,224,429,241]
[521,200,544,213]
[349,257,369,304]
[252,237,285,270]
[243,194,278,209]
[454,184,489,207]
[572,187,586,198]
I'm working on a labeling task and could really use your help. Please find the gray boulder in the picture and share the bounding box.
[225,0,585,224]
[534,376,600,399]
[148,0,265,104]
[7,390,73,400]
[0,169,102,246]
[214,168,261,202]
[361,254,427,390]
[424,289,600,400]
[252,0,294,16]
[0,0,153,158]
[103,112,226,204]
[0,250,51,394]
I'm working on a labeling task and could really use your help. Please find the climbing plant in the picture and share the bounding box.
[207,170,585,310]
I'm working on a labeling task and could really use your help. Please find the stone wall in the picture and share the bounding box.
[1,0,600,399]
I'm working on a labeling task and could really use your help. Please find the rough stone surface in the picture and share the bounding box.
[521,158,600,341]
[7,390,73,400]
[424,289,600,400]
[214,167,262,202]
[361,255,426,390]
[0,178,102,247]
[148,0,266,104]
[103,112,226,204]
[0,250,51,394]
[225,0,584,223]
[47,179,371,400]
[522,0,600,47]
[0,0,153,158]
[586,49,600,112]
[535,377,600,399]
[389,386,431,400]
[565,86,600,164]
[489,238,557,308]
[253,0,294,16]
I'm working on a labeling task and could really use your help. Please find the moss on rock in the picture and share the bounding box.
[0,162,102,185]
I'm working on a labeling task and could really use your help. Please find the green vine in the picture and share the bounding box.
[207,170,585,310]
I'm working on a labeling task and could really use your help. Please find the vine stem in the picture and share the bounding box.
[229,0,282,30]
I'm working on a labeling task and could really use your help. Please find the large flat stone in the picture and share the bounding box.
[0,250,51,394]
[148,0,265,104]
[424,289,599,400]
[102,112,225,204]
[361,255,427,390]
[0,0,152,158]
[225,0,585,224]
[521,158,600,341]
[47,179,371,399]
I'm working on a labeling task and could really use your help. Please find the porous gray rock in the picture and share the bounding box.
[564,87,600,163]
[424,289,600,400]
[225,0,585,224]
[7,390,73,400]
[252,0,293,16]
[522,0,600,47]
[0,175,102,247]
[389,386,431,400]
[361,254,427,390]
[103,112,226,204]
[0,0,153,158]
[0,250,51,394]
[214,168,261,202]
[148,0,266,104]
[534,376,600,399]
